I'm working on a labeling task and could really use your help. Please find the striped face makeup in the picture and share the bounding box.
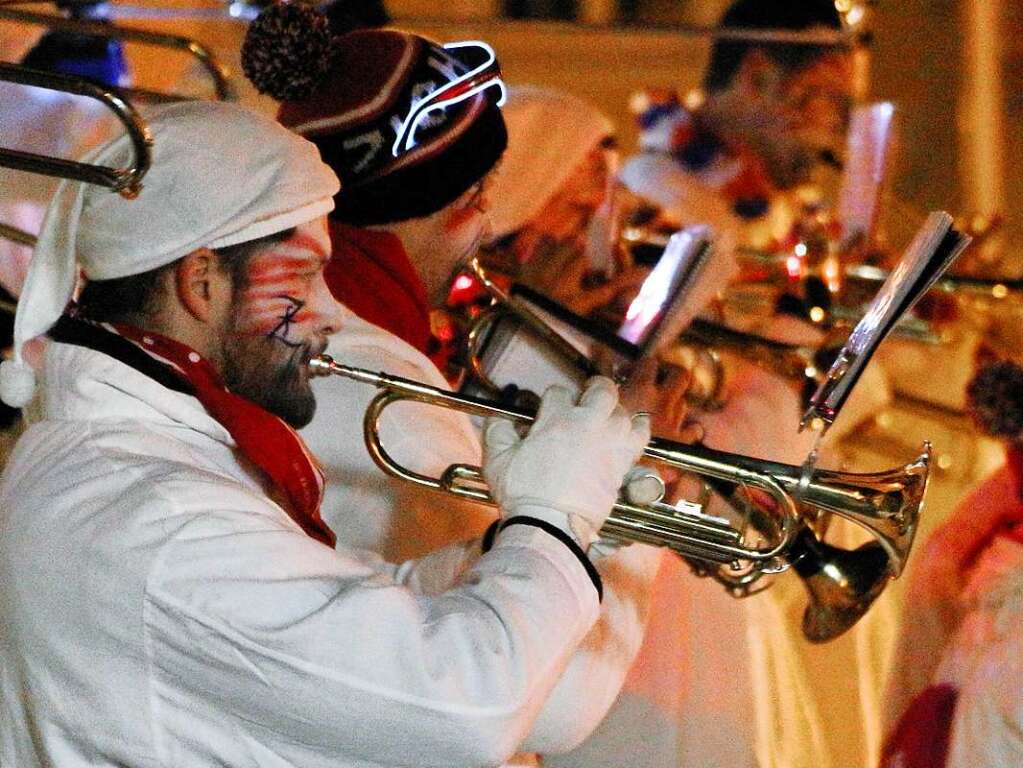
[233,224,333,347]
[408,175,494,305]
[221,217,341,428]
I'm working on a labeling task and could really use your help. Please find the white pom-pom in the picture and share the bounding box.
[0,359,37,408]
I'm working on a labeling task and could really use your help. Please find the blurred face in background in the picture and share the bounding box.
[530,142,617,243]
[716,48,853,189]
[778,51,854,171]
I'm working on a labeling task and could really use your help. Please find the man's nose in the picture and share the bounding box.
[309,275,345,336]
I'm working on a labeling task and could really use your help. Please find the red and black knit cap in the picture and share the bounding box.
[242,2,507,226]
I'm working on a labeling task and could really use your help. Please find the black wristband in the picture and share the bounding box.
[497,517,603,602]
[481,519,501,553]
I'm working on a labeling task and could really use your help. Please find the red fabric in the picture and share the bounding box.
[1008,445,1023,499]
[721,148,773,211]
[879,683,959,768]
[879,445,1023,767]
[957,445,1023,567]
[113,324,335,548]
[324,220,433,355]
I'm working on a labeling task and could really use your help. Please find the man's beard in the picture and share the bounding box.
[221,332,324,428]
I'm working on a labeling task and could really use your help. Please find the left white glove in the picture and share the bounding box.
[587,465,664,559]
[483,377,651,548]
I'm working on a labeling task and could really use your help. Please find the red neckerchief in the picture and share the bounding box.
[880,445,1023,767]
[325,220,433,355]
[107,322,335,548]
[879,684,959,768]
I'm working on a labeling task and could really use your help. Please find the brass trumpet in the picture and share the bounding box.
[309,354,929,642]
[845,263,1023,303]
[0,222,37,249]
[0,62,152,194]
[465,255,601,395]
[670,317,841,409]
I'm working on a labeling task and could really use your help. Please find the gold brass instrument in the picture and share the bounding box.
[0,63,152,195]
[725,263,944,345]
[0,6,234,102]
[0,222,37,249]
[733,249,1023,309]
[309,353,929,642]
[845,263,1023,303]
[466,256,601,395]
[730,207,1010,338]
[464,255,838,409]
[669,317,839,409]
[621,222,943,343]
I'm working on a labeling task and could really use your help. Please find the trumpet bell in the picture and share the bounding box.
[794,533,892,643]
[810,444,930,579]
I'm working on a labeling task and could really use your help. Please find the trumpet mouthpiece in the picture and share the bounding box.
[308,354,334,376]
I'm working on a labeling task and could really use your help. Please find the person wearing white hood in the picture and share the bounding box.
[484,85,768,768]
[0,100,655,768]
[594,2,897,767]
[476,22,895,768]
[481,85,650,317]
[880,362,1023,768]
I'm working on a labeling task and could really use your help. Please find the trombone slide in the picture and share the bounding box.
[0,63,152,194]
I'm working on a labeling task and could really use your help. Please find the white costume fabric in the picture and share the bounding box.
[485,86,614,241]
[303,309,662,764]
[621,150,747,261]
[922,532,1023,767]
[546,340,814,768]
[307,309,488,560]
[0,340,607,767]
[881,463,1023,768]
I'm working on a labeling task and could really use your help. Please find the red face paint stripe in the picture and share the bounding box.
[246,264,315,282]
[242,287,308,302]
[248,255,323,273]
[284,232,329,262]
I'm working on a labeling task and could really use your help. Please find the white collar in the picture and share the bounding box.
[35,340,235,450]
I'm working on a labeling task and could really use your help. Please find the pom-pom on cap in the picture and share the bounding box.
[242,1,335,102]
[0,359,37,408]
[967,359,1023,441]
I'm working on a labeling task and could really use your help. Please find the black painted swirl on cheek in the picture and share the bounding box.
[267,295,305,349]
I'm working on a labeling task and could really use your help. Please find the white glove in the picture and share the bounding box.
[483,377,651,549]
[588,465,665,559]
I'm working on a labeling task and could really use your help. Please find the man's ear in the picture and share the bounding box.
[175,248,231,323]
[734,49,783,100]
